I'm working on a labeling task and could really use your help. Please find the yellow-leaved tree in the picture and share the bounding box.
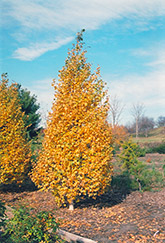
[31,33,113,209]
[0,74,31,185]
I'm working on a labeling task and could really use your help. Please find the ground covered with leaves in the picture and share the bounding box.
[0,187,164,242]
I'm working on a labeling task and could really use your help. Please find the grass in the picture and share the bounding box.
[132,127,165,144]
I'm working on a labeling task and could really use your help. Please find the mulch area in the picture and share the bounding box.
[0,188,165,243]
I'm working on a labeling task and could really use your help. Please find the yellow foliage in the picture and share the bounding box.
[0,74,31,184]
[31,40,113,206]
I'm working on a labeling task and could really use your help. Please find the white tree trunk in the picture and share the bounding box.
[69,200,74,210]
[136,118,139,138]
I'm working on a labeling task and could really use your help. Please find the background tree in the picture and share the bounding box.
[139,116,155,137]
[0,74,31,185]
[157,116,165,128]
[125,122,136,134]
[16,84,41,140]
[131,103,145,138]
[109,95,124,127]
[31,35,113,209]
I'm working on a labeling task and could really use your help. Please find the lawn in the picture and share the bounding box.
[132,127,165,145]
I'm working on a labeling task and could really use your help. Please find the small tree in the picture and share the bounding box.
[118,140,139,171]
[118,140,163,191]
[0,74,31,185]
[118,140,145,191]
[31,34,113,209]
[131,103,145,138]
[109,95,124,127]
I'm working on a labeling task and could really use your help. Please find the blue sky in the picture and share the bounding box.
[1,0,165,125]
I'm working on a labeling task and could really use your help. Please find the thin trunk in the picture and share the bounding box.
[136,178,142,191]
[112,113,115,128]
[136,118,138,138]
[69,200,74,211]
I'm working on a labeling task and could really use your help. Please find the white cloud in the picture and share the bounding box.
[130,43,165,70]
[2,0,165,31]
[1,0,165,60]
[131,48,151,57]
[147,51,165,67]
[13,37,73,61]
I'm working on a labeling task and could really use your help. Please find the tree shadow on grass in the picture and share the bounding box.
[75,173,133,209]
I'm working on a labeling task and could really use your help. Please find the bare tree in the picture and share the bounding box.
[157,116,165,128]
[139,116,155,137]
[131,103,145,138]
[109,95,124,127]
